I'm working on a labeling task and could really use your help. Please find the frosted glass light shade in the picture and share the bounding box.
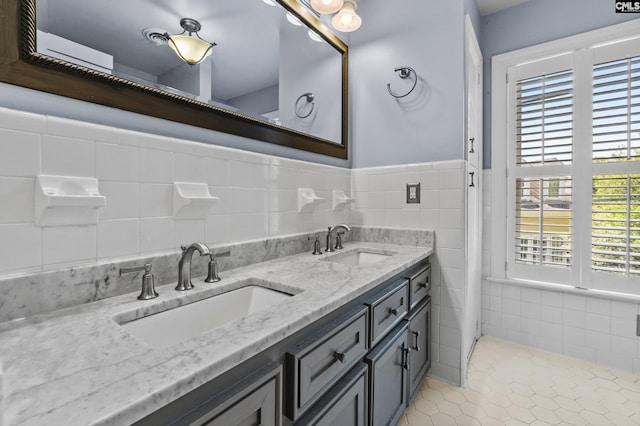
[332,0,361,32]
[311,0,344,14]
[167,35,214,66]
[286,12,303,26]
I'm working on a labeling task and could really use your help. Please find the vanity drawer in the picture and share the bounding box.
[286,305,369,421]
[366,279,408,347]
[407,265,431,311]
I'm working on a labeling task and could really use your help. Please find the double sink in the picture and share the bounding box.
[114,248,396,348]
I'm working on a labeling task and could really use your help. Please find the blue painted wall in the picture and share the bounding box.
[349,0,469,168]
[481,0,639,168]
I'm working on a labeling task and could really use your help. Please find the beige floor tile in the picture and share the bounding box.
[454,414,482,426]
[437,400,464,417]
[406,337,640,426]
[530,406,562,425]
[460,401,487,419]
[429,412,457,426]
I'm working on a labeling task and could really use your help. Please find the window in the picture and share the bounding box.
[492,20,640,294]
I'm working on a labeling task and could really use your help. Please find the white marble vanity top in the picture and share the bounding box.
[0,242,432,425]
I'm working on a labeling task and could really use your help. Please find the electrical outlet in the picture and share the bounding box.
[406,183,421,204]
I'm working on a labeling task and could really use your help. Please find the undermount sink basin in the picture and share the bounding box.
[323,249,395,266]
[117,285,293,348]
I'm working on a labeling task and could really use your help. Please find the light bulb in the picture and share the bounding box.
[310,0,344,14]
[331,0,361,32]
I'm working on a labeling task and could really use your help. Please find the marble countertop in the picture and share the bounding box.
[0,242,432,426]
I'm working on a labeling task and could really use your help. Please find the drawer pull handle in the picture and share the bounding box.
[412,331,421,351]
[388,304,403,316]
[418,280,428,289]
[334,352,347,363]
[402,346,410,370]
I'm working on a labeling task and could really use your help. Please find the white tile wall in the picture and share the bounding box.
[0,106,472,384]
[0,107,353,276]
[352,160,466,385]
[481,169,640,375]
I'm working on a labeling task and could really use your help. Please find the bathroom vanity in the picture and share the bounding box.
[0,241,431,425]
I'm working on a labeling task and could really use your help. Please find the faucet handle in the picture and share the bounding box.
[120,263,158,300]
[335,230,346,250]
[312,234,323,255]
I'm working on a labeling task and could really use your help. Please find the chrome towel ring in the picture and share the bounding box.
[387,66,417,98]
[295,92,315,118]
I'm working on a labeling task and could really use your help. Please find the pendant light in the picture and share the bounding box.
[310,0,344,14]
[165,18,216,66]
[331,0,361,32]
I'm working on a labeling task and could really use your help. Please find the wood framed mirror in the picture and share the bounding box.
[0,0,348,159]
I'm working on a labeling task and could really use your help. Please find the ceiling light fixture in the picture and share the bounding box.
[307,29,324,42]
[286,11,304,26]
[164,18,216,66]
[331,0,361,32]
[310,0,344,14]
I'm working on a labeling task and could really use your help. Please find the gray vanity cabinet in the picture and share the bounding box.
[406,298,431,400]
[365,323,409,426]
[135,362,282,426]
[285,304,369,421]
[366,279,408,347]
[406,265,431,312]
[295,363,368,426]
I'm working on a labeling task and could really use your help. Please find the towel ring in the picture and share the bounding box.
[295,92,315,118]
[387,66,417,98]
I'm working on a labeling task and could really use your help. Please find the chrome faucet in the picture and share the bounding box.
[176,242,211,291]
[325,224,352,252]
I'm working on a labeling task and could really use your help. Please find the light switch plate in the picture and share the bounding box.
[406,183,420,204]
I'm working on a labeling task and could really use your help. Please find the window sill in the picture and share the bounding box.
[485,276,640,304]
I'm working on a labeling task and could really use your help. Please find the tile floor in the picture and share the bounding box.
[400,336,640,426]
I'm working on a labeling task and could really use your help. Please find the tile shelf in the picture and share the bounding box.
[332,190,355,211]
[298,188,325,212]
[34,175,107,227]
[173,182,219,219]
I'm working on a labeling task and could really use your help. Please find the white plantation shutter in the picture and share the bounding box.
[591,52,640,280]
[516,70,573,166]
[504,32,640,292]
[592,56,640,162]
[592,174,640,276]
[508,54,575,282]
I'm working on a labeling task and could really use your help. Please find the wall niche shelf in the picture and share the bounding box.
[35,175,107,227]
[173,182,219,219]
[298,188,325,212]
[332,190,354,211]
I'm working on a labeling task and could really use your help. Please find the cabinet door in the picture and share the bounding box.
[147,362,282,426]
[366,279,408,347]
[407,298,431,400]
[407,265,430,311]
[365,323,408,426]
[295,363,368,426]
[286,304,369,420]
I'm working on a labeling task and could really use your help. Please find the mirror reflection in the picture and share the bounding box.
[35,0,343,144]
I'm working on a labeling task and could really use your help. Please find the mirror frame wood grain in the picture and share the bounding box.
[0,0,349,159]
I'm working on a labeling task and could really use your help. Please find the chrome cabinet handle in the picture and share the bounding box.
[418,276,429,288]
[412,331,421,352]
[469,137,475,153]
[469,172,475,188]
[334,352,346,364]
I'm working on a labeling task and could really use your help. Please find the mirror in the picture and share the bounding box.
[0,0,348,158]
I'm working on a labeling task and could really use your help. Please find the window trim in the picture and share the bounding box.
[490,19,640,294]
